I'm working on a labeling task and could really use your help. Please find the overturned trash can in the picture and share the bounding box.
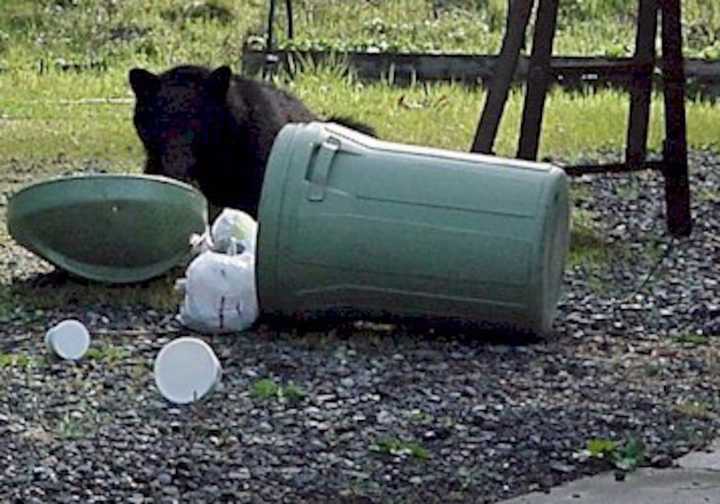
[256,122,570,336]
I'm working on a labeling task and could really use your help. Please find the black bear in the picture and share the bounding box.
[129,64,375,218]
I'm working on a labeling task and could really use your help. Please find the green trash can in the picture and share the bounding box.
[257,122,569,335]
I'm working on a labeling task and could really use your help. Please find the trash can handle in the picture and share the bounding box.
[307,137,341,201]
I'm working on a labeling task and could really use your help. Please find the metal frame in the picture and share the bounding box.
[472,0,691,237]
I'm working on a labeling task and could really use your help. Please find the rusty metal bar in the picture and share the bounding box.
[517,0,559,160]
[626,0,658,166]
[471,0,535,154]
[659,0,692,236]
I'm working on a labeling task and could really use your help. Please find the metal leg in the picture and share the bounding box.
[471,0,535,154]
[517,0,559,160]
[626,0,658,166]
[659,0,692,236]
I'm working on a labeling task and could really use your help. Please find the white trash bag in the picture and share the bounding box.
[176,240,259,333]
[190,209,257,256]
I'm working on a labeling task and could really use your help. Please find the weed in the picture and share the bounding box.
[55,411,87,440]
[251,378,280,400]
[250,378,306,403]
[585,436,645,472]
[586,438,618,459]
[613,436,646,472]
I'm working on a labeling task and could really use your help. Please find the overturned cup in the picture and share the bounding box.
[45,319,91,360]
[153,337,222,404]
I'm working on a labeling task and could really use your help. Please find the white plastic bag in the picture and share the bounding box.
[190,209,257,256]
[176,242,259,333]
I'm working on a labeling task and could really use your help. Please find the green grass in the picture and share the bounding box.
[1,0,719,166]
[252,0,719,57]
[2,67,719,165]
[85,344,131,364]
[2,268,183,312]
[568,209,614,268]
[250,378,306,402]
[2,0,719,61]
[672,333,710,346]
[0,352,37,368]
[673,401,716,420]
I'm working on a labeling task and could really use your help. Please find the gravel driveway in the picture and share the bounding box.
[1,152,719,503]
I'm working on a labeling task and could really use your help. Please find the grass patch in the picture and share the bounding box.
[568,209,612,268]
[85,344,130,364]
[0,352,37,368]
[3,65,718,167]
[7,268,182,312]
[673,401,716,420]
[673,333,710,346]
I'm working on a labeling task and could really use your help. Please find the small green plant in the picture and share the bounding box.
[370,437,430,460]
[251,378,281,400]
[250,378,306,403]
[586,436,645,472]
[56,412,86,440]
[613,437,645,472]
[586,438,618,459]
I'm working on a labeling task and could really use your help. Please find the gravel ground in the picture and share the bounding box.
[1,151,719,503]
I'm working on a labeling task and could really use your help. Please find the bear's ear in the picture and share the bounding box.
[129,68,160,98]
[207,66,232,98]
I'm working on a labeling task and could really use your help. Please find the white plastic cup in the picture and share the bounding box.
[153,337,222,404]
[45,319,91,360]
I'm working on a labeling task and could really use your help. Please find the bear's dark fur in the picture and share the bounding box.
[129,64,375,217]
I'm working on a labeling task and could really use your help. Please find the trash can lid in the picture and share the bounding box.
[7,174,207,284]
